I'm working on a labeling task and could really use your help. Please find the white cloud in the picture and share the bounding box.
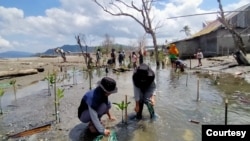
[0,0,249,53]
[0,36,12,49]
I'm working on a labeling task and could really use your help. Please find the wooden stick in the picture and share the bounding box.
[225,99,228,125]
[196,78,200,101]
[186,73,188,87]
[125,95,128,124]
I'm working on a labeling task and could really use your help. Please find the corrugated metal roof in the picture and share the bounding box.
[190,3,250,38]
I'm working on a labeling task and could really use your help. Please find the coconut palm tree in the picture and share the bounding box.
[180,25,191,37]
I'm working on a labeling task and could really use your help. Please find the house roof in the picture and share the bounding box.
[190,3,250,39]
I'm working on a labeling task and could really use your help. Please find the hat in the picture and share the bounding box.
[133,63,155,89]
[135,63,154,77]
[98,77,118,94]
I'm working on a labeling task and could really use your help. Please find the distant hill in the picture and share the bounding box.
[0,51,34,58]
[42,45,97,55]
[0,44,155,58]
[42,44,134,55]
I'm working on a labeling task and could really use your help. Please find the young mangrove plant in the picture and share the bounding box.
[45,72,56,96]
[72,66,77,85]
[0,88,5,115]
[9,79,17,102]
[56,88,64,123]
[112,101,131,123]
[52,71,58,123]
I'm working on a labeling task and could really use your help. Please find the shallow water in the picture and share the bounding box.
[1,62,250,141]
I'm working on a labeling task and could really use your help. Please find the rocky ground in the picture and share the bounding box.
[0,54,250,141]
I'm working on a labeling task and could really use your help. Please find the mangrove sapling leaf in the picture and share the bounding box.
[112,101,131,123]
[0,88,5,115]
[9,79,17,102]
[45,73,56,96]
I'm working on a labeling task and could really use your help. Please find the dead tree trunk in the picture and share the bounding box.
[217,0,249,65]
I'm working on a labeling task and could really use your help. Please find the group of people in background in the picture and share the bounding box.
[96,48,145,70]
[95,44,203,72]
[166,43,204,72]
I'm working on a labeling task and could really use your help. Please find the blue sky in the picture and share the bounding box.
[0,0,60,16]
[0,0,249,53]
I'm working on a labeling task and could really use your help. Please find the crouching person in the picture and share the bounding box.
[78,77,117,136]
[175,59,187,72]
[132,63,156,120]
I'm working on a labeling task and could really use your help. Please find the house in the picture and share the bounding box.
[172,3,250,59]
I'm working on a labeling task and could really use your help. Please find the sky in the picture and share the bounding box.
[0,0,249,53]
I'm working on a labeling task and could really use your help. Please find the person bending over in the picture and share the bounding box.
[78,77,117,136]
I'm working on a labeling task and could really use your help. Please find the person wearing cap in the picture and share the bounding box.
[132,63,156,120]
[77,77,117,136]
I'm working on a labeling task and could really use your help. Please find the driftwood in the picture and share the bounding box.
[8,123,51,138]
[0,69,38,78]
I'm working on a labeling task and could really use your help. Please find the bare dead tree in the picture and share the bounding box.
[75,34,88,67]
[137,34,147,54]
[102,34,114,56]
[217,0,247,56]
[55,48,67,62]
[93,0,163,68]
[75,34,95,68]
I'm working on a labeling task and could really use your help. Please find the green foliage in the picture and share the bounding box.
[0,88,4,97]
[56,88,64,101]
[112,101,131,111]
[9,79,17,101]
[0,88,4,115]
[9,79,16,85]
[45,73,56,84]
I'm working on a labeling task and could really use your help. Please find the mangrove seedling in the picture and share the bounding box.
[112,101,131,123]
[72,66,77,85]
[9,79,17,102]
[0,88,5,115]
[56,88,64,123]
[45,72,56,96]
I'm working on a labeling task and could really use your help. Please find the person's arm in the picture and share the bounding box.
[88,105,106,134]
[106,105,116,121]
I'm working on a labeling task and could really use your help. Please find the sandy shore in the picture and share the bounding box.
[1,54,250,85]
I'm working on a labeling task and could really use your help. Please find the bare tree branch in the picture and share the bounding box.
[93,0,161,67]
[217,0,247,55]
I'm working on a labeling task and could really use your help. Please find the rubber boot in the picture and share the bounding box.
[136,101,144,120]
